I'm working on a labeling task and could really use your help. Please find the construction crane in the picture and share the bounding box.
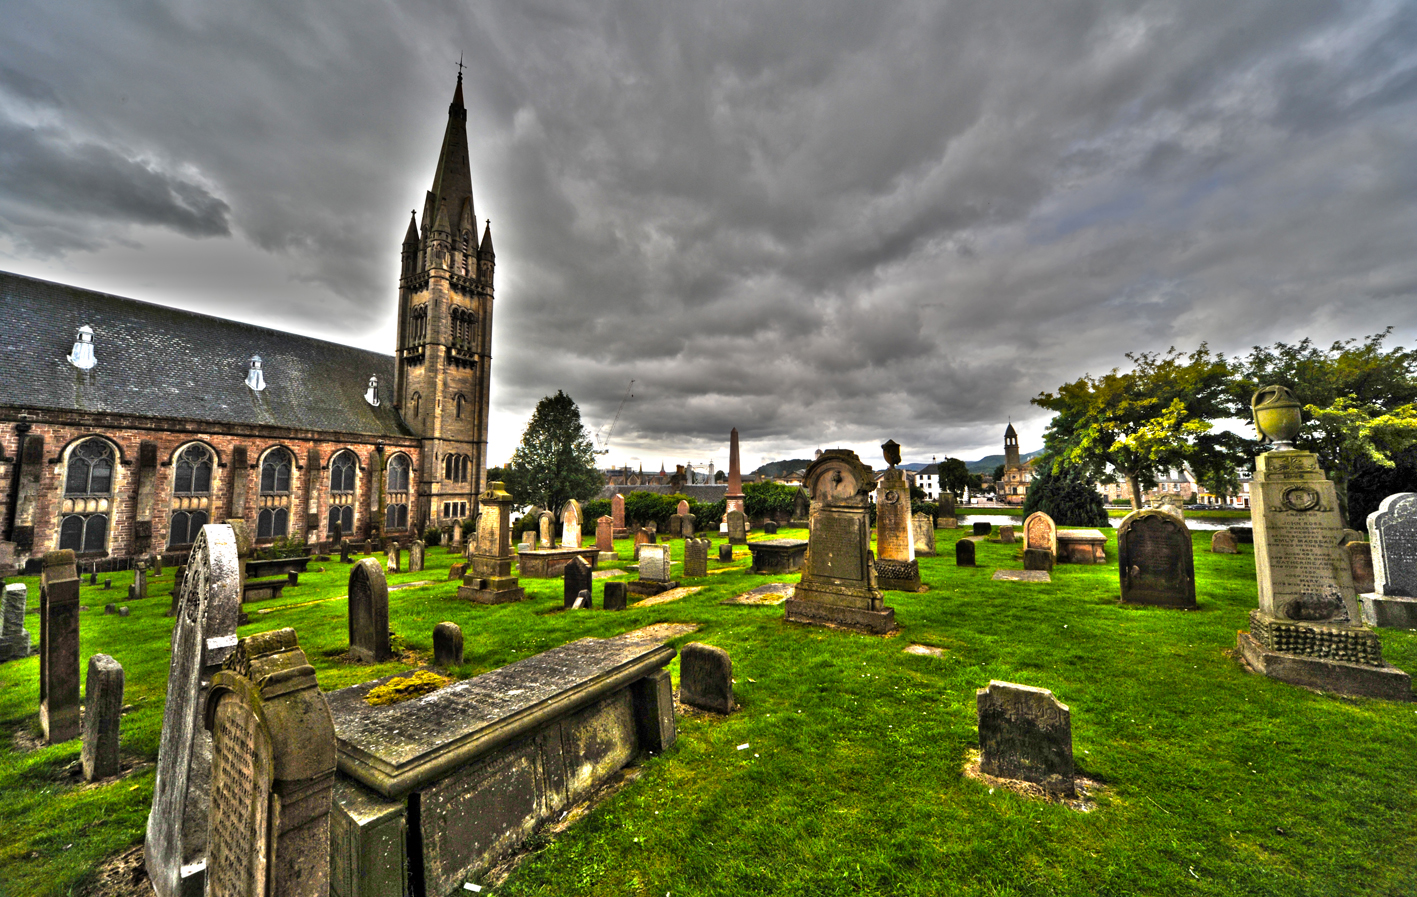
[594,379,635,455]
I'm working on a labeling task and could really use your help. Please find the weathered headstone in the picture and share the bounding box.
[385,545,401,574]
[40,550,81,744]
[682,512,697,539]
[348,558,391,664]
[433,622,464,667]
[666,511,685,541]
[1228,525,1253,544]
[451,520,463,551]
[787,450,895,633]
[956,538,976,567]
[603,581,628,611]
[763,521,779,535]
[103,578,112,590]
[633,528,652,560]
[0,582,32,662]
[718,543,733,562]
[1023,548,1053,571]
[105,602,119,615]
[339,541,353,564]
[147,524,242,897]
[972,521,992,537]
[406,540,424,573]
[459,482,526,604]
[596,515,615,553]
[564,556,593,608]
[1023,512,1057,558]
[640,544,673,582]
[205,628,336,897]
[154,554,164,574]
[1238,388,1409,698]
[1345,541,1375,597]
[119,606,130,616]
[726,509,747,545]
[999,525,1015,545]
[518,530,534,549]
[572,590,591,609]
[611,493,626,533]
[976,681,1074,795]
[1117,509,1195,608]
[81,653,124,781]
[560,500,583,549]
[448,562,468,580]
[875,449,920,592]
[1211,530,1239,554]
[680,643,733,714]
[913,513,936,556]
[538,510,555,549]
[684,538,709,578]
[90,571,98,585]
[1363,493,1417,628]
[130,565,148,602]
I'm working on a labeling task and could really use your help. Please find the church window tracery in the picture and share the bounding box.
[59,437,114,554]
[258,447,293,538]
[385,453,410,530]
[168,443,214,547]
[328,450,357,535]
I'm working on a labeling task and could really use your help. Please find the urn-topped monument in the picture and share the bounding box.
[1237,387,1410,699]
[785,449,895,633]
[458,482,526,604]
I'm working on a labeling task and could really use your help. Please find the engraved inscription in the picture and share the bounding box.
[1027,519,1049,550]
[809,514,863,581]
[207,696,269,897]
[1264,511,1343,602]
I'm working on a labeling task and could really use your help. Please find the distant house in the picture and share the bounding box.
[916,463,941,501]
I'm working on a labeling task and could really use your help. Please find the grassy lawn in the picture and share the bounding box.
[1,525,1414,896]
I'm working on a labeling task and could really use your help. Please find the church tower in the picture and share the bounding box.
[1003,422,1020,470]
[395,70,495,529]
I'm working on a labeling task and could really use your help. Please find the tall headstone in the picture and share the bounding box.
[451,520,463,551]
[725,427,745,516]
[875,441,920,592]
[130,565,148,602]
[1023,512,1057,558]
[433,622,464,667]
[1117,510,1196,608]
[205,629,336,897]
[611,493,627,534]
[348,559,391,664]
[560,500,583,549]
[976,681,1074,795]
[938,492,957,528]
[682,512,697,539]
[339,541,353,564]
[726,509,748,546]
[1238,386,1409,698]
[385,545,401,574]
[40,550,81,744]
[82,653,124,781]
[913,513,936,557]
[408,540,425,573]
[0,582,32,661]
[684,538,709,578]
[459,482,526,604]
[956,538,976,567]
[679,643,733,714]
[538,510,555,549]
[786,450,895,633]
[666,511,685,541]
[563,556,593,608]
[596,515,615,553]
[147,524,242,897]
[1363,493,1417,628]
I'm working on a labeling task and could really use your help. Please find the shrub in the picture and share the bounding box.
[583,498,612,522]
[1021,463,1109,527]
[744,482,798,522]
[424,526,443,546]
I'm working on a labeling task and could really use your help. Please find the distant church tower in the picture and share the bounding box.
[1003,422,1020,470]
[395,70,495,528]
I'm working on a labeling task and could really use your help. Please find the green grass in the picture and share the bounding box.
[1,528,1414,896]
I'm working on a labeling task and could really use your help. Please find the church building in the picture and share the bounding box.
[0,73,497,571]
[998,422,1035,505]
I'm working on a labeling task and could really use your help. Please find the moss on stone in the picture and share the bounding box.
[364,670,449,706]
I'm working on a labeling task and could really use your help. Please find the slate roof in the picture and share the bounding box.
[0,270,413,439]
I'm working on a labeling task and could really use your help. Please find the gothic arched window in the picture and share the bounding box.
[385,453,410,530]
[168,443,215,547]
[260,448,292,494]
[328,450,357,536]
[257,447,294,538]
[60,437,115,554]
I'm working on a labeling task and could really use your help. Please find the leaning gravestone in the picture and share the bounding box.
[1363,493,1417,629]
[999,525,1015,545]
[1023,512,1057,559]
[956,538,976,567]
[684,538,709,578]
[976,681,1074,795]
[564,556,593,608]
[40,550,81,744]
[0,582,32,662]
[385,545,400,574]
[205,628,336,897]
[408,540,425,573]
[339,541,353,564]
[434,622,464,667]
[147,524,242,897]
[1117,509,1196,608]
[82,653,124,781]
[680,643,733,714]
[1211,530,1238,554]
[348,559,391,664]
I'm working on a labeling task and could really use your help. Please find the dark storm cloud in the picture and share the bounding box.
[2,0,1415,465]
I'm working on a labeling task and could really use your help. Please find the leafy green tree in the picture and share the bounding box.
[991,464,1005,483]
[1033,345,1238,510]
[502,391,605,513]
[1239,331,1417,523]
[744,481,798,520]
[937,457,972,497]
[1021,462,1109,527]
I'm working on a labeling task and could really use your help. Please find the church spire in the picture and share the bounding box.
[426,71,473,237]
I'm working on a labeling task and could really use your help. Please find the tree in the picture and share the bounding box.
[991,464,1005,483]
[1021,462,1109,527]
[1033,345,1239,510]
[502,391,605,513]
[937,457,972,497]
[1239,331,1417,524]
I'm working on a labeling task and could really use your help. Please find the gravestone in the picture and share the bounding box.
[205,629,336,897]
[787,450,895,633]
[611,493,627,533]
[348,559,391,664]
[40,550,81,744]
[385,546,400,574]
[560,500,583,549]
[518,530,534,549]
[680,643,734,714]
[119,606,130,617]
[684,538,709,578]
[726,509,748,545]
[1237,396,1408,698]
[1346,541,1375,595]
[628,544,678,597]
[572,590,591,609]
[603,581,628,611]
[154,554,164,574]
[0,583,32,661]
[130,566,148,602]
[1023,512,1057,558]
[451,521,463,551]
[633,528,652,560]
[459,483,526,604]
[538,510,555,549]
[90,571,98,585]
[433,622,464,667]
[147,524,242,897]
[938,493,956,521]
[1228,525,1253,544]
[912,513,936,557]
[972,521,992,537]
[105,603,119,615]
[1363,493,1417,629]
[564,557,593,608]
[976,681,1074,795]
[666,511,685,541]
[682,512,697,539]
[408,540,425,573]
[763,521,779,535]
[999,525,1015,545]
[956,538,976,567]
[596,515,615,554]
[340,541,353,564]
[875,451,920,592]
[1211,530,1239,554]
[1023,548,1053,572]
[81,653,124,781]
[1117,510,1196,608]
[718,543,733,562]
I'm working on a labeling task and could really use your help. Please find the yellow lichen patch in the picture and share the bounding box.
[364,670,450,706]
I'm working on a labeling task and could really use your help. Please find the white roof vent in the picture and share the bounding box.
[246,355,266,391]
[364,374,380,407]
[68,324,96,370]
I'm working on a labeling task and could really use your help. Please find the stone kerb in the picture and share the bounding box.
[1023,512,1057,558]
[1117,509,1196,608]
[204,628,336,897]
[348,559,391,664]
[147,524,241,897]
[1363,493,1417,628]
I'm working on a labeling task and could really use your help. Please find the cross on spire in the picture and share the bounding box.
[456,54,465,78]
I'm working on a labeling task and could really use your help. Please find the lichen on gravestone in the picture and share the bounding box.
[364,670,450,706]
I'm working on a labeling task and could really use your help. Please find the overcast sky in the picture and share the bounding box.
[3,1,1415,472]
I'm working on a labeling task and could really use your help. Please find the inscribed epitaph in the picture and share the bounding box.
[560,500,583,549]
[1023,512,1057,558]
[976,681,1074,795]
[1117,510,1196,608]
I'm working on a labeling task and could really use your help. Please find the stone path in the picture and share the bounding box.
[721,583,793,605]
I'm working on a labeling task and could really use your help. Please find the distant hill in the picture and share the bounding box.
[750,459,815,478]
[966,449,1044,474]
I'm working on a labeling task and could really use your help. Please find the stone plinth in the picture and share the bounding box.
[516,547,601,579]
[1056,529,1106,564]
[327,637,676,893]
[876,558,921,592]
[977,681,1074,795]
[460,483,526,604]
[1023,548,1053,572]
[747,539,808,575]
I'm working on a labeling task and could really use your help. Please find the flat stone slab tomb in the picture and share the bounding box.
[992,570,1052,583]
[517,547,602,578]
[327,636,676,897]
[1055,530,1107,564]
